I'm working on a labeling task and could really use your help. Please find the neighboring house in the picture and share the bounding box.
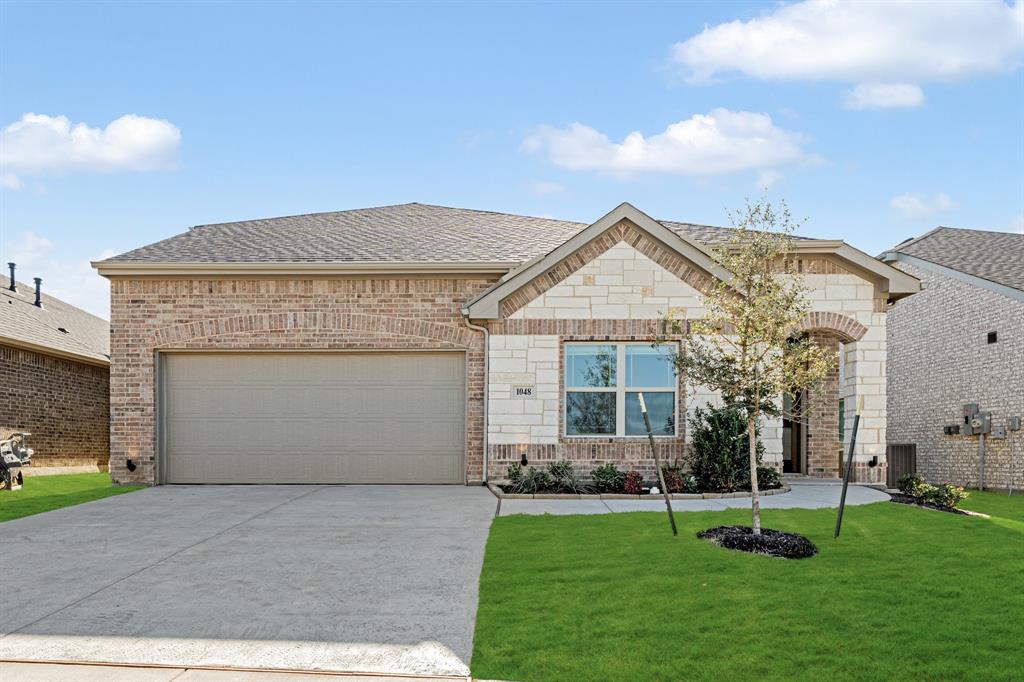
[882,227,1024,491]
[92,202,918,487]
[0,266,110,471]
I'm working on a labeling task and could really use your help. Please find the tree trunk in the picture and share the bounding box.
[748,415,761,535]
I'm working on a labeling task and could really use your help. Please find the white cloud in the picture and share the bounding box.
[672,0,1024,83]
[0,113,181,188]
[522,108,811,176]
[889,193,957,219]
[842,83,925,110]
[756,170,784,190]
[1,172,23,190]
[671,0,1023,108]
[529,180,566,196]
[2,231,112,318]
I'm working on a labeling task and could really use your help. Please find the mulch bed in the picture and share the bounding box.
[888,493,970,515]
[698,525,818,559]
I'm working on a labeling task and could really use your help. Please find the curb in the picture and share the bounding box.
[487,483,792,500]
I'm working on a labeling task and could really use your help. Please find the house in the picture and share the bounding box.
[1,265,110,472]
[882,227,1024,491]
[92,202,918,487]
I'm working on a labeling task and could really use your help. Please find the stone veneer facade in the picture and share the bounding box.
[887,261,1024,490]
[1,344,109,469]
[483,227,890,484]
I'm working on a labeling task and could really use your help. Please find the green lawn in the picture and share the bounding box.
[473,498,1024,682]
[0,473,142,522]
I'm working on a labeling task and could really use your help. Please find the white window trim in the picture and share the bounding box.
[564,342,678,438]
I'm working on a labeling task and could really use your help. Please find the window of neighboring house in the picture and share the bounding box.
[564,343,677,437]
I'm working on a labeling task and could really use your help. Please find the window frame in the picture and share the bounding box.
[563,342,679,438]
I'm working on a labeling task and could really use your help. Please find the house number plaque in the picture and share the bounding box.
[512,385,535,398]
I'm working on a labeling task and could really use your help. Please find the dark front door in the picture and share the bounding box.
[782,392,805,474]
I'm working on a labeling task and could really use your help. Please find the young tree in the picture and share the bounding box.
[657,199,834,535]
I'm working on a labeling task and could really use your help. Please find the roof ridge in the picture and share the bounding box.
[189,202,425,230]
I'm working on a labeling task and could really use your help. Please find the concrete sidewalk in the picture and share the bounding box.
[0,661,469,681]
[497,482,890,516]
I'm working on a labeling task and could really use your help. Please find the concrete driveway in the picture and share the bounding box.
[0,485,497,678]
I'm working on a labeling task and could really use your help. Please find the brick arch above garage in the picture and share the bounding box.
[151,311,478,348]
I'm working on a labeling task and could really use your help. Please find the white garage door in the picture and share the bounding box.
[160,352,466,484]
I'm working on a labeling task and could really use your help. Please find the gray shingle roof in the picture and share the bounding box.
[0,281,110,363]
[99,203,795,266]
[888,227,1024,292]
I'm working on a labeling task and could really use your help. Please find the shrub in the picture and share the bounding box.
[923,483,968,509]
[756,465,782,490]
[507,466,552,494]
[660,464,699,493]
[547,460,591,493]
[591,463,626,493]
[897,473,927,497]
[506,462,523,484]
[623,470,644,495]
[689,402,765,492]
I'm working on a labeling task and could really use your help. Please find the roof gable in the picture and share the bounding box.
[465,203,734,319]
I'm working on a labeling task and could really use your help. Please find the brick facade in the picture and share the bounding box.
[107,277,495,486]
[888,261,1024,490]
[0,344,109,469]
[804,333,842,478]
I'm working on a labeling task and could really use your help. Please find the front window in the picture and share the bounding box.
[565,343,677,436]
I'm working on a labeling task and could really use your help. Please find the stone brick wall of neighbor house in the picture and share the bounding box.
[108,277,495,486]
[0,344,109,468]
[888,262,1024,490]
[484,234,887,483]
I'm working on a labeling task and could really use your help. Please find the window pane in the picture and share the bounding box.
[565,345,616,388]
[566,392,616,435]
[625,345,675,388]
[625,392,675,435]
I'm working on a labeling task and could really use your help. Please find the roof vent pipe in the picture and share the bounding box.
[7,263,14,292]
[33,277,43,308]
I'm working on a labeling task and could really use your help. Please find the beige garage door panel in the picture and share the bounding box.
[162,353,465,484]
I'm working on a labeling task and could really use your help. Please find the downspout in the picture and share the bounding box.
[462,312,490,484]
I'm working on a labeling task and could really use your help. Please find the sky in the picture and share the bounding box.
[1,0,1022,318]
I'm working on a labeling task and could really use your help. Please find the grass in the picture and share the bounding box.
[472,498,1024,682]
[0,473,142,522]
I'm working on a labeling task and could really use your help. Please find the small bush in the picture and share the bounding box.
[507,466,552,494]
[506,462,523,484]
[660,464,699,493]
[923,483,968,509]
[591,463,626,493]
[897,473,927,497]
[689,402,766,492]
[756,465,782,490]
[547,460,591,493]
[624,471,644,495]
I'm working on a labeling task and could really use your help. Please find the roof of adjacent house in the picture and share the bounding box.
[96,202,804,265]
[0,280,110,365]
[884,227,1024,293]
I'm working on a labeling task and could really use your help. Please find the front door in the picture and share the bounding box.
[782,391,805,474]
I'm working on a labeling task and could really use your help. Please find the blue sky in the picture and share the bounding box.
[2,0,1022,317]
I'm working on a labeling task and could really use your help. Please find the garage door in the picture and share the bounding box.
[160,352,465,484]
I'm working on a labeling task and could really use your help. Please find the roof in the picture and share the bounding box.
[0,280,110,365]
[884,227,1024,293]
[95,202,806,267]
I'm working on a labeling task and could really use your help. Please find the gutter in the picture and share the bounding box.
[462,311,490,484]
[92,260,518,277]
[0,336,110,367]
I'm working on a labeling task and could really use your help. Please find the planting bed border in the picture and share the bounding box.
[486,483,791,500]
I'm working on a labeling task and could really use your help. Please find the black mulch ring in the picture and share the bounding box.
[888,493,969,515]
[697,525,818,559]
